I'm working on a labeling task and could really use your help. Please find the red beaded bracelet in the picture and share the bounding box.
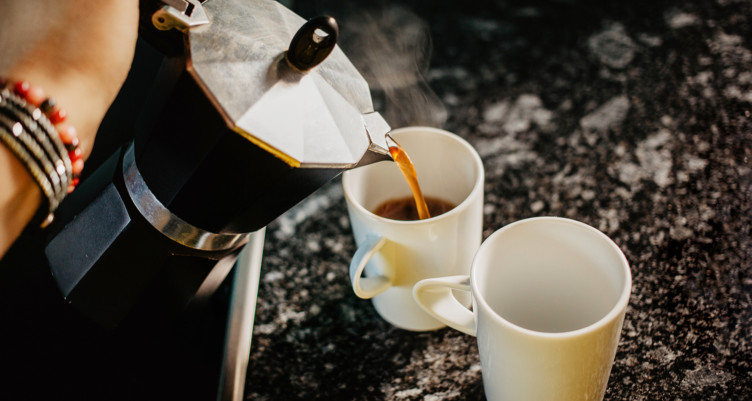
[0,77,83,227]
[6,79,83,193]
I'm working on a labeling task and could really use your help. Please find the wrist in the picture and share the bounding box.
[0,1,138,160]
[1,77,86,228]
[3,68,108,161]
[0,144,41,256]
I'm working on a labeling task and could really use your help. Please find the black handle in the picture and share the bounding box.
[285,16,339,72]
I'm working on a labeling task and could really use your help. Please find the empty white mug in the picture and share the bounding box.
[413,217,631,400]
[342,126,484,331]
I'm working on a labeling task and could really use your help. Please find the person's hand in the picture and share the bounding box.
[0,0,140,156]
[0,0,139,257]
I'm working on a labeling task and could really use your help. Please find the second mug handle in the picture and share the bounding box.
[349,233,392,299]
[412,275,477,336]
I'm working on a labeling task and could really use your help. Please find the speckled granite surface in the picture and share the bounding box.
[245,0,752,399]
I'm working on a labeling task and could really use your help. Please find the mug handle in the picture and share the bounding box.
[349,234,392,299]
[412,276,476,336]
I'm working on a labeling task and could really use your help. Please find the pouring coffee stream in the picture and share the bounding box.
[385,134,432,219]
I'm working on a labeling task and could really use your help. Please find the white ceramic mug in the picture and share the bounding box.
[413,217,631,400]
[342,126,484,331]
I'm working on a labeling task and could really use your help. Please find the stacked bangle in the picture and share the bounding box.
[0,79,83,227]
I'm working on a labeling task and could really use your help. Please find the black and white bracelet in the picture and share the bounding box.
[0,87,73,227]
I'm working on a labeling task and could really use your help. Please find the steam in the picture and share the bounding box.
[338,6,448,128]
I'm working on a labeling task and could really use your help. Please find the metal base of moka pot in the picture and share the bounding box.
[44,142,251,329]
[41,125,265,401]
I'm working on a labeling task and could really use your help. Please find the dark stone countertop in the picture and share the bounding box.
[245,0,752,399]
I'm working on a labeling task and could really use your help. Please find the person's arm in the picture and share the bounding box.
[0,0,139,258]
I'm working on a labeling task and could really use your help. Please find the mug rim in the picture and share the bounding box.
[342,126,484,226]
[470,216,632,338]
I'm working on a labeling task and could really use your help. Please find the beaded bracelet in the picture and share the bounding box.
[0,79,83,227]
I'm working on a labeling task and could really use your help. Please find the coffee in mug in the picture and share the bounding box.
[343,126,484,331]
[373,196,456,221]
